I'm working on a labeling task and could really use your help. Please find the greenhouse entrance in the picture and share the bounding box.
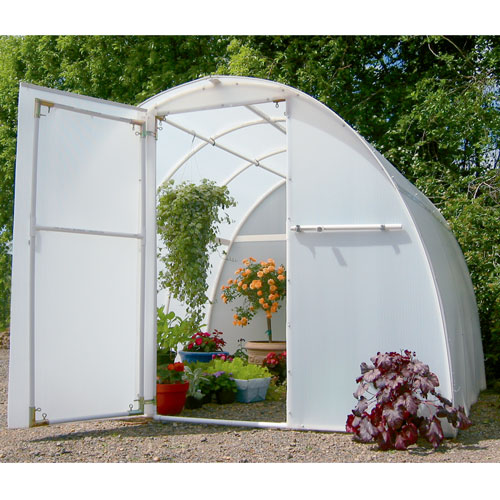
[153,95,289,429]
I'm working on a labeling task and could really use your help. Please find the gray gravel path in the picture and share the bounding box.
[1,349,499,463]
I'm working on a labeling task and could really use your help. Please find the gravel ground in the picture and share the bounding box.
[1,348,499,464]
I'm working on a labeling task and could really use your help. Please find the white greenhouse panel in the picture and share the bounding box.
[33,232,141,420]
[286,95,450,430]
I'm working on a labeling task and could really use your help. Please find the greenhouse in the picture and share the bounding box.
[8,76,486,433]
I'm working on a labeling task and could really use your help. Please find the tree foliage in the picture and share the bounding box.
[0,35,498,384]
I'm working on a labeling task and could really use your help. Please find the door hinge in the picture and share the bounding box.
[34,99,54,118]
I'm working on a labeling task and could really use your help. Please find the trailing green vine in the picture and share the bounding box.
[157,179,236,328]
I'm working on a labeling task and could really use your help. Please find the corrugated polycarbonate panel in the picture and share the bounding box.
[33,232,141,420]
[372,150,486,409]
[35,106,142,234]
[286,96,449,431]
[402,193,486,409]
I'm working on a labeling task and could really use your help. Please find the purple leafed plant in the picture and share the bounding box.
[346,350,472,450]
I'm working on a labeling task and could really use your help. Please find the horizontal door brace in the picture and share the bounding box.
[290,224,403,233]
[35,225,143,239]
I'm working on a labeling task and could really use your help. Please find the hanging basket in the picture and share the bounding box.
[156,382,189,415]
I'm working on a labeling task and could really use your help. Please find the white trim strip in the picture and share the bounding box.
[35,225,143,240]
[290,224,403,233]
[234,233,287,243]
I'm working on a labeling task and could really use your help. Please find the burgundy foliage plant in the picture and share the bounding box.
[346,350,472,450]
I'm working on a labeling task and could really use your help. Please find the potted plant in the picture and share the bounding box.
[179,329,230,363]
[156,362,189,415]
[209,371,238,404]
[220,257,286,363]
[184,366,210,409]
[209,357,272,403]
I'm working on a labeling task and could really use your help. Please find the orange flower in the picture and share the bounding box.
[266,312,272,319]
[244,269,251,276]
[277,266,284,274]
[278,274,285,281]
[257,271,264,278]
[260,261,267,266]
[257,290,263,296]
[262,303,269,309]
[259,297,265,304]
[242,259,249,265]
[242,284,248,290]
[268,279,275,285]
[270,285,277,292]
[241,317,248,326]
[249,257,256,262]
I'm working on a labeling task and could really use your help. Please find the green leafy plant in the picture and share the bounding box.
[157,307,196,353]
[208,357,271,380]
[346,350,472,450]
[210,371,237,393]
[184,366,209,400]
[157,179,236,328]
[232,338,248,361]
[221,257,286,341]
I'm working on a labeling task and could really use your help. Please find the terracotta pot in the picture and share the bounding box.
[245,341,286,365]
[156,382,189,415]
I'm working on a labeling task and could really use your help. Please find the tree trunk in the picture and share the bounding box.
[267,317,272,342]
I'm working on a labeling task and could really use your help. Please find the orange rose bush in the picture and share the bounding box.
[220,257,286,340]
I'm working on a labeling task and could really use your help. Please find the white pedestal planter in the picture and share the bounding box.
[235,377,271,403]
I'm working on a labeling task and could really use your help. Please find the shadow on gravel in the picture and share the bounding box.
[28,419,284,443]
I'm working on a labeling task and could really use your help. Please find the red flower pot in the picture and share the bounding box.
[156,382,189,415]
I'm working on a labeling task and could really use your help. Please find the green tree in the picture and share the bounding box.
[0,34,227,330]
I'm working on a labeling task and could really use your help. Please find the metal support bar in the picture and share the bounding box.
[35,225,143,240]
[159,116,286,179]
[154,414,289,430]
[245,104,286,134]
[290,224,403,233]
[36,99,145,126]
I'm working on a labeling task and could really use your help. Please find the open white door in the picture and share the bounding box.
[8,83,157,428]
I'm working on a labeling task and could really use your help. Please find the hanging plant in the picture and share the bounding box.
[157,179,236,328]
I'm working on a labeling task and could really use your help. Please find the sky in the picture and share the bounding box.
[1,1,499,35]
